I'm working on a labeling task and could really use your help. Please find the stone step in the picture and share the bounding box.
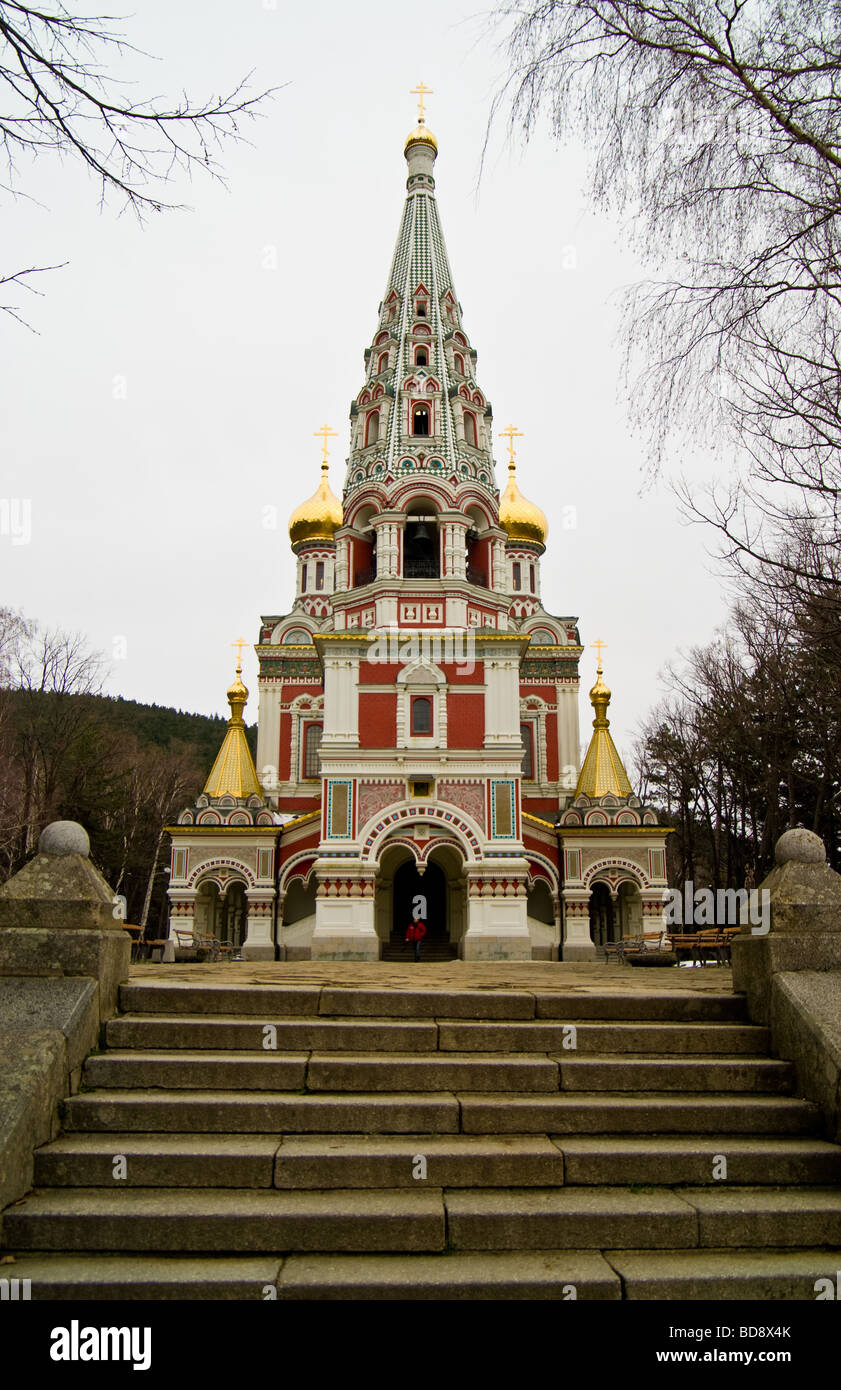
[105,1014,770,1056]
[605,1248,841,1300]
[1,1254,285,1300]
[304,1052,560,1093]
[272,1136,564,1188]
[119,984,324,1017]
[437,1021,769,1054]
[83,1051,309,1091]
[7,1246,836,1301]
[459,1092,820,1135]
[10,1184,836,1254]
[61,1090,462,1134]
[2,1188,446,1253]
[107,1014,440,1053]
[446,1188,700,1250]
[445,1186,841,1251]
[0,1250,621,1300]
[83,1051,562,1093]
[34,1132,838,1190]
[533,992,747,1022]
[34,1135,282,1188]
[275,1250,620,1299]
[118,983,749,1022]
[554,1136,841,1186]
[554,1056,793,1093]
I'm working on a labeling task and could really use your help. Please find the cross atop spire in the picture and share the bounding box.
[410,81,433,122]
[231,636,247,672]
[499,423,523,469]
[313,423,338,470]
[591,637,607,671]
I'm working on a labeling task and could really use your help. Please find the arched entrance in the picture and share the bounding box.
[375,838,465,960]
[589,880,615,949]
[393,859,447,942]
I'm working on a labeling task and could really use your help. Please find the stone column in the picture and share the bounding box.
[241,888,276,961]
[732,828,841,1024]
[561,889,597,961]
[0,820,131,1018]
[310,865,379,960]
[462,866,532,961]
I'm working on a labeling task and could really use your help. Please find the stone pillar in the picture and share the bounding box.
[732,828,841,1024]
[241,888,276,961]
[561,890,597,961]
[462,867,532,960]
[0,820,131,1020]
[310,866,379,960]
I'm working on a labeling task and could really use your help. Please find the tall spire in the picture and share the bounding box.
[345,97,498,500]
[575,646,633,798]
[203,652,263,799]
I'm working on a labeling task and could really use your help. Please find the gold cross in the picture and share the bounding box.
[313,423,338,467]
[591,638,607,668]
[411,81,433,122]
[231,637,247,671]
[499,423,523,466]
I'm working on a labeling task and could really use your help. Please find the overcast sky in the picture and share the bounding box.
[1,0,732,767]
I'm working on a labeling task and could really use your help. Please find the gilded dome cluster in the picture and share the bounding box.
[498,461,548,546]
[288,463,343,545]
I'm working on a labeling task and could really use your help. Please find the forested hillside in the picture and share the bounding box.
[0,611,257,931]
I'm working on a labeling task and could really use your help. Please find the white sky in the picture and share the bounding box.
[0,0,731,767]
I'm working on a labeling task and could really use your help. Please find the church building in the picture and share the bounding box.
[166,102,670,961]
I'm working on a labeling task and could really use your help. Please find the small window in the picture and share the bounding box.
[301,564,308,593]
[416,348,428,367]
[417,303,427,317]
[463,412,477,447]
[411,696,433,735]
[521,724,534,780]
[453,353,464,375]
[529,564,535,594]
[365,411,379,446]
[315,561,325,591]
[413,405,430,437]
[302,723,323,779]
[411,779,432,798]
[512,562,521,591]
[377,352,389,373]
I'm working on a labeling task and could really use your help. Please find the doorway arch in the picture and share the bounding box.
[589,880,615,949]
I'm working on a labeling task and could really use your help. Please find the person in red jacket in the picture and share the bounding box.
[405,918,427,962]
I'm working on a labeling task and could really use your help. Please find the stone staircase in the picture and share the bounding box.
[3,978,841,1299]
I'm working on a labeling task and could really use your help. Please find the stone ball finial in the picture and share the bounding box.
[774,827,826,866]
[38,820,90,858]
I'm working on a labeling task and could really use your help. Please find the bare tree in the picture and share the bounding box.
[0,2,275,320]
[492,1,841,583]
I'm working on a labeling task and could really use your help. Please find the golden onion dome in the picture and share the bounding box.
[288,462,343,546]
[498,461,548,546]
[404,119,438,155]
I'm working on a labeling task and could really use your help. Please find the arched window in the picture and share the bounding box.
[365,411,379,446]
[512,562,521,591]
[411,696,433,735]
[315,561,325,591]
[283,627,312,644]
[521,723,535,780]
[463,412,477,447]
[453,353,464,375]
[415,347,428,367]
[529,564,535,594]
[301,564,308,593]
[302,722,323,779]
[377,352,389,374]
[413,405,430,437]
